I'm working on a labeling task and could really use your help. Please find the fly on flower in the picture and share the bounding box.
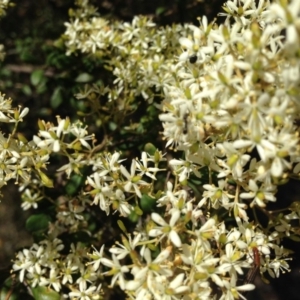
[189,54,197,64]
[183,112,189,134]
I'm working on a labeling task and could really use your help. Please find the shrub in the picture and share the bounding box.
[1,0,300,299]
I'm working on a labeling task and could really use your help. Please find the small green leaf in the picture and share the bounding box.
[30,69,45,86]
[134,205,143,216]
[140,194,156,212]
[144,143,156,156]
[50,87,63,109]
[128,209,139,223]
[75,73,93,83]
[109,121,117,131]
[31,286,61,300]
[36,80,48,94]
[65,174,84,196]
[22,84,32,96]
[156,6,166,15]
[26,214,51,233]
[117,220,128,234]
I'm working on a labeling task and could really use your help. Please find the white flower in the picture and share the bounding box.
[86,172,113,214]
[101,254,129,289]
[135,151,161,180]
[109,233,141,260]
[275,219,291,237]
[21,188,42,210]
[240,179,276,207]
[34,118,67,152]
[169,158,196,182]
[69,284,101,300]
[149,211,182,247]
[217,243,246,281]
[87,245,105,271]
[57,154,86,178]
[12,249,33,282]
[15,106,29,121]
[120,160,148,198]
[61,260,78,284]
[126,247,173,291]
[217,142,251,180]
[39,268,61,292]
[70,123,94,149]
[199,180,233,209]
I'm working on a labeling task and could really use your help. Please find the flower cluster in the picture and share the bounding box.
[63,1,188,106]
[13,239,102,299]
[5,0,300,300]
[160,0,300,212]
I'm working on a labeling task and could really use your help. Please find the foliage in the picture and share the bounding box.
[1,0,300,300]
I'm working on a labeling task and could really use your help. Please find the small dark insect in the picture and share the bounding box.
[189,54,197,64]
[183,113,189,134]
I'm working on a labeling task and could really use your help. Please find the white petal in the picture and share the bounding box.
[53,140,60,152]
[126,280,141,290]
[179,37,193,49]
[169,210,180,226]
[170,230,182,247]
[151,212,167,226]
[148,228,163,237]
[169,273,185,289]
[236,283,255,291]
[271,157,283,177]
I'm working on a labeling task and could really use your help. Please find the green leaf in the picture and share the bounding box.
[31,286,61,300]
[128,209,139,223]
[30,69,45,86]
[144,143,156,156]
[75,73,93,83]
[65,174,85,196]
[22,84,32,96]
[117,220,128,234]
[50,87,63,109]
[36,80,48,94]
[26,214,51,233]
[155,6,166,15]
[108,121,117,131]
[140,194,156,212]
[134,205,143,216]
